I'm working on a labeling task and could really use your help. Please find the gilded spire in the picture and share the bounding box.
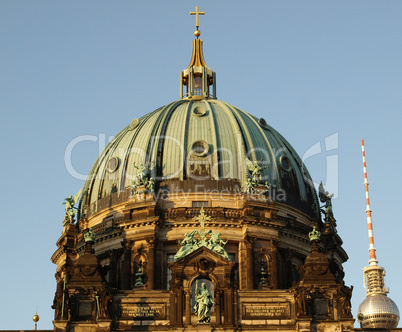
[188,39,207,68]
[180,6,216,100]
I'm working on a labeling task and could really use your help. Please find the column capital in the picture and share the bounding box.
[244,235,256,249]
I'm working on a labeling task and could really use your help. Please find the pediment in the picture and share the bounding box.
[168,245,237,291]
[175,245,232,266]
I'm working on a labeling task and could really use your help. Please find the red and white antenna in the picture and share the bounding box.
[361,139,378,266]
[358,141,399,329]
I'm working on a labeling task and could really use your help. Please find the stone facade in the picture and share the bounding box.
[48,12,398,331]
[50,187,358,331]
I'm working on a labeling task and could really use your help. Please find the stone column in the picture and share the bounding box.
[224,290,234,327]
[121,240,133,290]
[244,236,256,289]
[146,236,157,290]
[185,289,191,325]
[270,240,280,289]
[108,250,117,288]
[215,289,222,325]
[170,291,177,326]
[233,289,239,326]
[239,241,247,290]
[285,249,295,288]
[174,290,183,327]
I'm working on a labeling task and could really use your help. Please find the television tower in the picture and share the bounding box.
[357,140,399,328]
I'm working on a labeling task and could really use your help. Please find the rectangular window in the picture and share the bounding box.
[166,254,175,290]
[192,201,209,207]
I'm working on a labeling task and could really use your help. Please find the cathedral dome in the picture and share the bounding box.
[77,22,321,223]
[52,12,352,332]
[79,98,319,220]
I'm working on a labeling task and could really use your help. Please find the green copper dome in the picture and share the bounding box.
[78,33,320,221]
[79,99,319,219]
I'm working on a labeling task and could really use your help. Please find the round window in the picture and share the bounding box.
[107,157,120,173]
[279,155,291,172]
[258,118,269,130]
[192,106,207,117]
[129,118,139,131]
[191,140,209,157]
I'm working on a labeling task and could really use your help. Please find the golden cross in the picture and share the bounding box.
[194,207,211,230]
[190,6,205,29]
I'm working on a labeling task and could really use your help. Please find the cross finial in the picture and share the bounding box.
[194,207,211,240]
[194,207,210,229]
[190,6,205,30]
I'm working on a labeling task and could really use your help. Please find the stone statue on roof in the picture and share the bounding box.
[319,181,336,225]
[207,231,230,260]
[246,158,269,184]
[174,230,199,261]
[63,189,82,224]
[174,209,231,262]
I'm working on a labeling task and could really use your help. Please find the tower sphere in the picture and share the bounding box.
[358,294,400,329]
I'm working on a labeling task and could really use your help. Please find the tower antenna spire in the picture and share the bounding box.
[357,140,400,329]
[361,139,378,266]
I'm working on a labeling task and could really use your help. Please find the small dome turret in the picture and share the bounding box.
[180,6,216,100]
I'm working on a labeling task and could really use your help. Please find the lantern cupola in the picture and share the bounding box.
[180,6,216,100]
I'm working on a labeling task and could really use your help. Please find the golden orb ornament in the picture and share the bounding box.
[194,30,201,38]
[33,314,40,322]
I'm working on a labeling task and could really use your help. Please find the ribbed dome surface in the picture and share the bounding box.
[358,294,400,328]
[80,99,319,218]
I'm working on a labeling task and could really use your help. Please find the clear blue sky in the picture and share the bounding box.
[1,1,401,329]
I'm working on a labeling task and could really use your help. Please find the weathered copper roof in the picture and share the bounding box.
[80,99,319,219]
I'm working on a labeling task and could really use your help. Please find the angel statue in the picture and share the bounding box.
[174,230,199,261]
[244,177,255,194]
[318,182,336,225]
[207,231,231,260]
[245,158,269,184]
[133,162,148,186]
[63,189,82,224]
[146,177,155,193]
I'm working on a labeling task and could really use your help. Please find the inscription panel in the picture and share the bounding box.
[242,303,290,319]
[121,303,166,320]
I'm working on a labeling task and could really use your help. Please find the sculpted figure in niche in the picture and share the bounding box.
[293,285,312,317]
[52,281,64,319]
[194,281,214,324]
[97,287,113,319]
[67,292,76,321]
[338,281,353,317]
